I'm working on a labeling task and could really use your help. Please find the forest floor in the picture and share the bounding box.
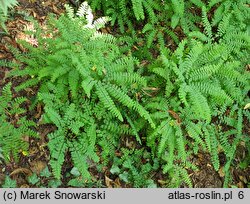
[0,0,249,188]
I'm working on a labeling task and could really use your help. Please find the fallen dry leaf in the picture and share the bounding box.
[114,178,122,188]
[168,110,182,124]
[35,103,43,119]
[10,168,32,177]
[30,160,46,175]
[20,184,30,188]
[218,167,225,178]
[237,181,245,188]
[239,175,247,183]
[105,175,113,188]
[244,103,250,109]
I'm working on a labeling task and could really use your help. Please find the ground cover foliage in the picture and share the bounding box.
[0,0,249,187]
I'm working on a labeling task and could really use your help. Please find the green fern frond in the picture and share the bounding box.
[175,125,187,161]
[69,140,92,180]
[187,85,211,122]
[217,13,232,37]
[208,125,220,171]
[189,0,206,8]
[188,64,221,81]
[178,166,193,187]
[201,6,213,41]
[44,107,62,128]
[186,121,206,150]
[95,82,123,122]
[0,0,18,16]
[68,70,80,99]
[188,31,210,42]
[108,72,147,87]
[124,113,141,144]
[162,129,175,173]
[81,76,95,98]
[208,0,224,10]
[48,132,67,180]
[132,0,144,20]
[157,121,174,157]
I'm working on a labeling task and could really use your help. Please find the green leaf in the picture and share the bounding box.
[2,176,17,188]
[110,165,120,174]
[119,172,129,182]
[40,166,51,178]
[48,179,61,188]
[68,178,84,187]
[70,167,81,177]
[28,173,40,185]
[171,14,180,29]
[44,107,62,128]
[81,77,95,98]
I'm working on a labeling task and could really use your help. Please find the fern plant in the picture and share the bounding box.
[189,5,249,47]
[8,2,155,129]
[5,2,155,180]
[110,148,158,187]
[210,0,250,28]
[38,87,99,180]
[144,96,196,187]
[0,0,18,32]
[38,81,146,180]
[146,35,249,186]
[85,0,162,33]
[139,0,249,51]
[2,0,249,188]
[0,83,37,161]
